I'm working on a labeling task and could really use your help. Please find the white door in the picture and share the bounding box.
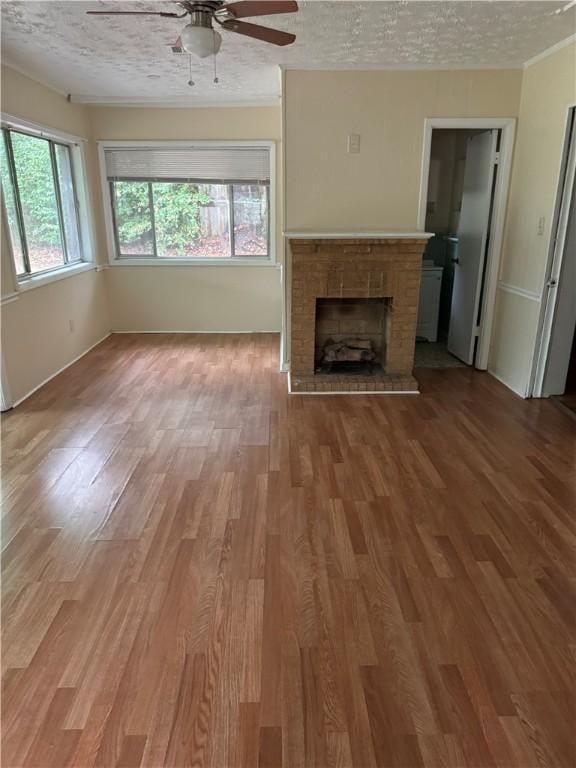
[543,186,576,395]
[534,107,576,397]
[447,130,498,365]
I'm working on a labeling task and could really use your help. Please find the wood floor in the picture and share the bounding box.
[2,333,575,768]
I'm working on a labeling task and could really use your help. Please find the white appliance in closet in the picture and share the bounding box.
[417,260,444,342]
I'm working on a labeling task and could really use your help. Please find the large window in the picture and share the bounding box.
[103,145,272,261]
[0,127,84,278]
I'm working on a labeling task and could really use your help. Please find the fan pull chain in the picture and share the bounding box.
[188,55,194,87]
[213,31,219,84]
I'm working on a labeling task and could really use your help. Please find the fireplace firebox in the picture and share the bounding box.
[315,298,391,375]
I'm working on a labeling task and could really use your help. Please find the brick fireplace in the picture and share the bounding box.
[288,236,430,393]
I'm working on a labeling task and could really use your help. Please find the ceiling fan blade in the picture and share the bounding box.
[220,19,295,45]
[86,10,185,17]
[220,1,298,19]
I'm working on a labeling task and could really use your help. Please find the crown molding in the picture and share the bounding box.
[1,56,280,108]
[69,95,281,108]
[278,63,522,72]
[523,32,576,69]
[1,57,70,98]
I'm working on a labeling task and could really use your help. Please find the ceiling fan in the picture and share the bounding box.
[87,1,298,58]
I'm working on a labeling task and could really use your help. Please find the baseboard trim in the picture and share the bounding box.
[487,368,528,399]
[11,333,112,408]
[110,329,281,334]
[289,390,420,396]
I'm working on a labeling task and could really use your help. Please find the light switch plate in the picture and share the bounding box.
[347,134,361,154]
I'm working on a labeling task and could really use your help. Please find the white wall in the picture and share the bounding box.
[89,105,283,333]
[489,42,576,396]
[1,66,111,405]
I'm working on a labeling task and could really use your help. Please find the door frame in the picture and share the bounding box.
[417,117,517,370]
[1,352,13,412]
[530,103,576,397]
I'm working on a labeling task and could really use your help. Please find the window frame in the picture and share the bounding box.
[98,140,276,267]
[0,114,94,286]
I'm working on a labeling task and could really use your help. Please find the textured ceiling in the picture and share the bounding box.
[1,1,575,105]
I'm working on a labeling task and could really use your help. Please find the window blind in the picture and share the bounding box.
[104,146,270,183]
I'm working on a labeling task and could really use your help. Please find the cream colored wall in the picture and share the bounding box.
[282,63,576,397]
[0,69,283,404]
[3,50,573,399]
[1,66,91,138]
[106,265,280,332]
[284,69,522,232]
[89,104,283,333]
[1,271,110,402]
[1,66,111,404]
[88,105,281,142]
[489,42,576,396]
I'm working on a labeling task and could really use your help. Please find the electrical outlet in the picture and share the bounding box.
[537,216,545,236]
[347,134,361,154]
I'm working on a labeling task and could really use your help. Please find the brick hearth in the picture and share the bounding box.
[288,237,429,393]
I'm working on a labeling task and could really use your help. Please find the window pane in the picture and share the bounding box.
[55,144,81,262]
[0,133,25,274]
[10,131,65,274]
[233,184,268,256]
[113,181,154,255]
[153,182,230,258]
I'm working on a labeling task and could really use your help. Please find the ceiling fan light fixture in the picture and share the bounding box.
[180,23,222,58]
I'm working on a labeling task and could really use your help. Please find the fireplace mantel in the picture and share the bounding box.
[287,234,431,393]
[285,232,434,240]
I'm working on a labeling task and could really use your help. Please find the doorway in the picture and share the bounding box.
[415,118,516,370]
[532,105,576,410]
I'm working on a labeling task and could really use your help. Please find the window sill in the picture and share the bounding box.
[16,262,98,294]
[109,258,278,268]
